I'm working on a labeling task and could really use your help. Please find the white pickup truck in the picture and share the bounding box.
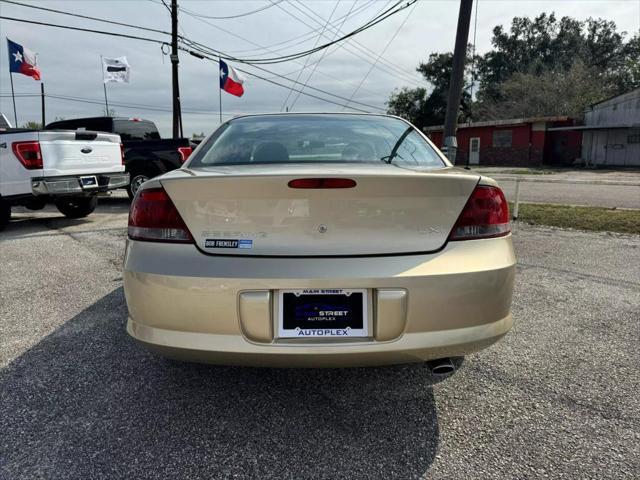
[0,120,129,230]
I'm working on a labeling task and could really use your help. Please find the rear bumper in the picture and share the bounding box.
[124,235,516,367]
[31,172,129,195]
[128,314,512,367]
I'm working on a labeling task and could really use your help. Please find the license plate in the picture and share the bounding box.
[278,289,368,338]
[80,176,98,188]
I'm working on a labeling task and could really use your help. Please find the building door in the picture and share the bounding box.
[469,137,480,164]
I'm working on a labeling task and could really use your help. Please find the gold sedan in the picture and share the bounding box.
[124,114,515,373]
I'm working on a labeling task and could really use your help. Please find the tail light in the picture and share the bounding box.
[120,143,125,165]
[12,141,43,170]
[288,178,357,189]
[449,185,510,240]
[128,187,193,243]
[177,146,192,163]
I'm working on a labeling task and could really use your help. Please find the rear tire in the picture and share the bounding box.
[127,172,151,199]
[0,201,10,231]
[55,196,98,219]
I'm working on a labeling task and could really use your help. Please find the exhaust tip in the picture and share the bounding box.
[427,358,455,376]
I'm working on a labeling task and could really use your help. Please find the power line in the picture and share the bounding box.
[181,43,385,112]
[194,1,418,65]
[1,0,172,37]
[219,0,378,56]
[271,1,423,87]
[157,0,411,67]
[0,10,389,113]
[179,0,284,20]
[173,6,387,111]
[279,0,422,84]
[0,92,232,115]
[3,0,414,90]
[288,0,358,111]
[46,94,234,116]
[241,0,413,65]
[177,2,380,98]
[0,16,169,46]
[0,93,39,98]
[280,0,340,112]
[342,1,417,110]
[3,0,419,84]
[159,0,172,14]
[178,48,373,113]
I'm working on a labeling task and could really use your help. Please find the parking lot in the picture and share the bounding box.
[1,196,639,480]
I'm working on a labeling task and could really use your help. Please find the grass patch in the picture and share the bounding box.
[510,203,640,235]
[474,168,557,175]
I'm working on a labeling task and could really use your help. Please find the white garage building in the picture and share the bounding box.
[580,88,640,167]
[549,88,640,167]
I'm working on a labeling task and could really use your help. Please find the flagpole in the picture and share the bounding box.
[9,72,18,127]
[103,83,109,116]
[40,82,45,127]
[218,56,222,124]
[100,55,109,116]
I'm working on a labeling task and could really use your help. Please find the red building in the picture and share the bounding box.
[424,116,582,167]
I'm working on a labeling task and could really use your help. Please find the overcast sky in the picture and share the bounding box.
[1,0,639,136]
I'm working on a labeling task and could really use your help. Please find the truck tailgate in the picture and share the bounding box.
[38,130,124,177]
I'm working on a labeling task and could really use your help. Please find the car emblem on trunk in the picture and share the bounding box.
[318,224,328,233]
[81,147,93,154]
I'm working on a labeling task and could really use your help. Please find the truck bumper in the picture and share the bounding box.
[31,172,130,196]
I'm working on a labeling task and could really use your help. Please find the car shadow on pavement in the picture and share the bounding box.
[0,288,440,480]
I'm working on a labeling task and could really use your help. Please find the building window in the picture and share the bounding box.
[629,131,640,144]
[493,130,512,148]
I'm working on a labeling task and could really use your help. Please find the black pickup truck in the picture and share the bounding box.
[45,117,192,198]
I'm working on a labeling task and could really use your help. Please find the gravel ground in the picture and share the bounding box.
[1,196,639,479]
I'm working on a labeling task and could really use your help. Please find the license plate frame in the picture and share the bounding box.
[79,175,98,189]
[277,288,369,338]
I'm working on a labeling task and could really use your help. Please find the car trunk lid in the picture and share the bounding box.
[161,164,480,256]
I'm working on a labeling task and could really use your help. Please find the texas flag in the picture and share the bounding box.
[7,39,41,81]
[219,59,244,97]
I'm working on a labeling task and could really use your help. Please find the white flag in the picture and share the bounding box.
[102,56,130,83]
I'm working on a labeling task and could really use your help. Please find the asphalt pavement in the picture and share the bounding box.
[1,196,639,479]
[477,169,640,209]
[499,180,640,209]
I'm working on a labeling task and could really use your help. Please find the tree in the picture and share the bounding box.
[387,87,428,127]
[475,14,639,105]
[21,121,42,129]
[387,51,473,130]
[389,14,640,126]
[477,61,610,120]
[617,33,640,91]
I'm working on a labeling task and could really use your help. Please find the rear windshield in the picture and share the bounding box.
[46,118,112,132]
[187,115,446,169]
[113,120,161,141]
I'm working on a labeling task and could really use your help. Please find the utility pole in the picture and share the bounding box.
[442,0,473,165]
[171,0,182,139]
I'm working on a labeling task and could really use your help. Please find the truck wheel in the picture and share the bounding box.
[127,173,150,199]
[0,201,10,231]
[55,196,98,219]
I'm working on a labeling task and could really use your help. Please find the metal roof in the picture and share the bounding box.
[423,116,570,132]
[548,124,640,131]
[587,87,640,108]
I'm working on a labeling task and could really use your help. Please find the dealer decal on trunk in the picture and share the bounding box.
[204,239,253,249]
